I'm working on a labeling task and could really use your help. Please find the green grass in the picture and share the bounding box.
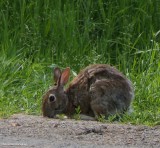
[0,1,160,125]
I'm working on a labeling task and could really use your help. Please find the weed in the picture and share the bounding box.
[97,114,106,123]
[73,106,81,120]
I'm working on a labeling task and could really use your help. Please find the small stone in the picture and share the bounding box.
[11,122,21,127]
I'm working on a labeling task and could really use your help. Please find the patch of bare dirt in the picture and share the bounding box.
[0,114,159,148]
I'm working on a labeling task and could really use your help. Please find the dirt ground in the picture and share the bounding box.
[0,114,159,148]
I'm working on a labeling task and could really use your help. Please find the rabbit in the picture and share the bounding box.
[42,64,134,120]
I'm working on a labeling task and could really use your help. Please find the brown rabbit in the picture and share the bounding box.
[42,64,134,120]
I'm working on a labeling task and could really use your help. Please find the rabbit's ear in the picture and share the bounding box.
[60,67,70,86]
[53,67,61,85]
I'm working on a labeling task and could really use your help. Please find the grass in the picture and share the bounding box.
[73,106,81,120]
[0,1,160,125]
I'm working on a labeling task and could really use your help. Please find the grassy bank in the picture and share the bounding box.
[0,0,160,125]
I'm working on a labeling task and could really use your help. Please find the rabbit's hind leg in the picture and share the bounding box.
[90,97,110,119]
[89,79,121,119]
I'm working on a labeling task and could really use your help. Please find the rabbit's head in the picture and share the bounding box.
[42,67,70,118]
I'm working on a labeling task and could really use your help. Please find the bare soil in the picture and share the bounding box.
[0,114,159,148]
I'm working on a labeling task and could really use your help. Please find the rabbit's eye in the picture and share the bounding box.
[49,94,56,102]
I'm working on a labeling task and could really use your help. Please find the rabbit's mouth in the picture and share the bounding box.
[46,110,62,118]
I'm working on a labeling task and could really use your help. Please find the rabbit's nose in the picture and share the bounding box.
[49,94,56,102]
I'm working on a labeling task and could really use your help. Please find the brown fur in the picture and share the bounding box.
[42,64,134,119]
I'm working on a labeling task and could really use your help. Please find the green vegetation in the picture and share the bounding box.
[0,1,160,125]
[73,106,81,120]
[97,114,106,123]
[55,114,68,120]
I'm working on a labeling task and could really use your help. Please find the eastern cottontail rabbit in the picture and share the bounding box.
[42,64,134,119]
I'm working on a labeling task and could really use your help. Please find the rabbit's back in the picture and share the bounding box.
[66,64,134,117]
